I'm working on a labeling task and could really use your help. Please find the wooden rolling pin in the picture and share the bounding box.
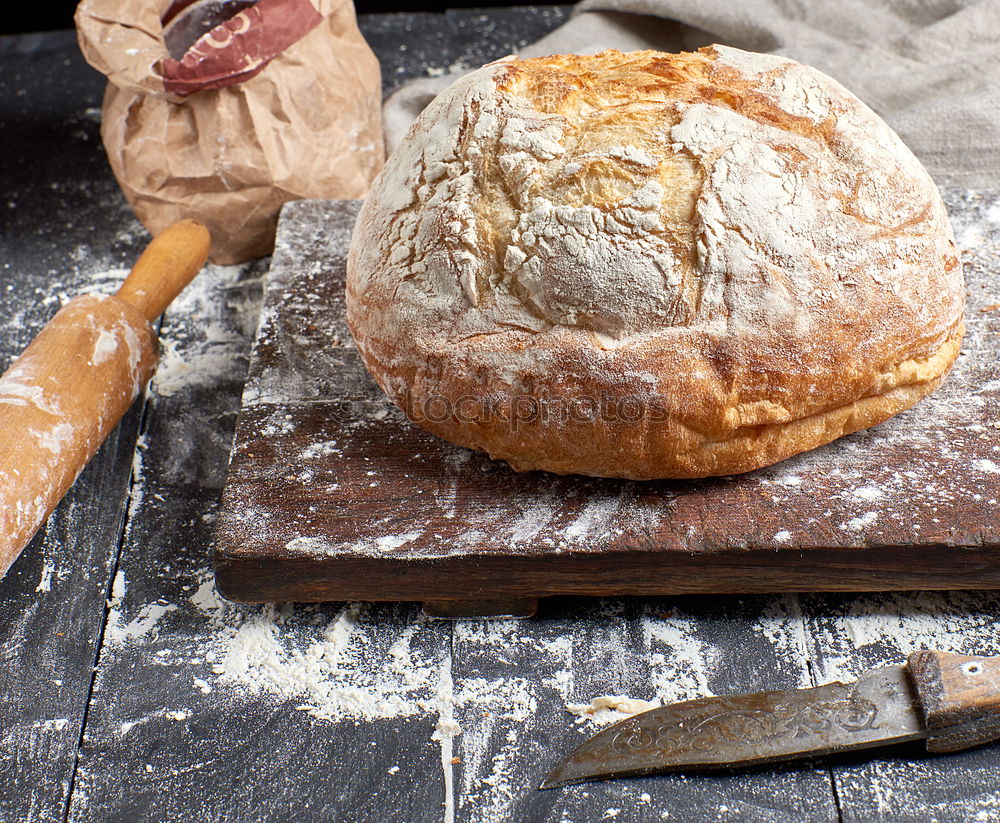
[0,220,211,578]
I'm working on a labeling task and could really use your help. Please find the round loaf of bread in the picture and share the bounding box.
[346,47,964,479]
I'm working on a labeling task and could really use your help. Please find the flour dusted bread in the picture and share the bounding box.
[346,47,964,479]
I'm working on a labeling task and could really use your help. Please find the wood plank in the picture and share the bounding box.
[0,407,145,823]
[215,189,1000,605]
[0,31,154,823]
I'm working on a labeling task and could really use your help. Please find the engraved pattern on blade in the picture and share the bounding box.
[610,693,880,759]
[550,665,928,785]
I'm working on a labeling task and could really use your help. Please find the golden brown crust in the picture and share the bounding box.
[346,47,965,479]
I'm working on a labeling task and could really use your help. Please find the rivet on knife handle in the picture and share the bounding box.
[909,650,1000,754]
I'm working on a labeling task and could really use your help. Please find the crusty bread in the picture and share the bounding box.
[346,47,964,479]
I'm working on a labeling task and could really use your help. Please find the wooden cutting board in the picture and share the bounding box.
[214,192,1000,615]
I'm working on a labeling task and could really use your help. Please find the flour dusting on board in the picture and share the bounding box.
[223,189,998,569]
[35,556,55,593]
[106,602,179,645]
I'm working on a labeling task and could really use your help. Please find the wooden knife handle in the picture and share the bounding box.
[116,219,211,321]
[908,650,1000,753]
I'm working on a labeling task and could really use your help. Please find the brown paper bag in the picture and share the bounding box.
[76,0,384,263]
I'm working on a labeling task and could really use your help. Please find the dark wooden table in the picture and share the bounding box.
[3,8,1000,822]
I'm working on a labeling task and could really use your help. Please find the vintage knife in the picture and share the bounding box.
[542,650,1000,789]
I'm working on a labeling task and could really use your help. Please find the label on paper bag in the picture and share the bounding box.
[161,0,323,95]
[75,0,385,264]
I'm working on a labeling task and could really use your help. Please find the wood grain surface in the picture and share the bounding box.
[215,192,1000,605]
[5,13,1000,823]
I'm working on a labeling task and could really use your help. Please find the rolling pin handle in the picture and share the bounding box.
[115,220,211,322]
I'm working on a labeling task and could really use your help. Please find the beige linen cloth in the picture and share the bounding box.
[383,0,1000,186]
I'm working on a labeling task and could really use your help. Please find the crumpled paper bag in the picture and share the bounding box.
[76,0,384,263]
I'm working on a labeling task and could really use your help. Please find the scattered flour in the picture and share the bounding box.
[642,611,719,704]
[840,511,880,532]
[149,263,262,399]
[974,459,1000,474]
[508,493,562,544]
[752,595,813,689]
[565,695,661,725]
[808,590,1000,683]
[105,602,178,645]
[33,422,74,455]
[108,569,126,607]
[561,494,626,541]
[299,441,341,460]
[35,557,55,593]
[150,336,240,398]
[149,338,191,397]
[432,657,461,823]
[375,530,423,553]
[167,578,549,819]
[34,718,70,731]
[90,330,118,365]
[180,577,538,732]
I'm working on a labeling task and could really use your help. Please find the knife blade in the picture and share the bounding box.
[542,649,1000,789]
